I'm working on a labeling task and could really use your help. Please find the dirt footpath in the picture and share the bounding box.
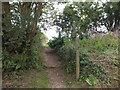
[43,48,67,88]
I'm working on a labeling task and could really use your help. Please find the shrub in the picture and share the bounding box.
[30,32,43,70]
[80,34,118,53]
[58,46,108,84]
[48,35,117,85]
[48,37,64,50]
[3,31,44,72]
[2,51,28,72]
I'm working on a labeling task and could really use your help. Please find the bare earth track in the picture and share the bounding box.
[43,48,66,88]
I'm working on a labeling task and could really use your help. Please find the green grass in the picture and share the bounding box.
[30,71,49,88]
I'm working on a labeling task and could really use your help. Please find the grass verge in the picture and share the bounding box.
[30,70,49,88]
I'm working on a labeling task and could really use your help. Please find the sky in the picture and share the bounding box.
[42,26,59,40]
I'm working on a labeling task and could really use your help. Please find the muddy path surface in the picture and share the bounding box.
[43,48,67,88]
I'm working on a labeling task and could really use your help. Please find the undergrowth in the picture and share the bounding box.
[3,32,44,74]
[48,34,118,86]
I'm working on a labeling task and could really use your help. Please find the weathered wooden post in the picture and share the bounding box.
[76,34,80,81]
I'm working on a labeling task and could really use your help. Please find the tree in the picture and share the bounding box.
[53,2,107,80]
[2,2,44,71]
[102,2,120,31]
[2,2,43,53]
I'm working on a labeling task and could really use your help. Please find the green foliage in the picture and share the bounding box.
[48,30,118,86]
[86,74,97,86]
[2,2,44,73]
[3,32,44,72]
[59,45,110,85]
[49,37,109,85]
[58,45,106,76]
[3,51,28,71]
[3,2,30,53]
[80,34,118,53]
[54,2,104,40]
[53,2,120,43]
[102,2,120,30]
[30,32,44,70]
[48,37,64,50]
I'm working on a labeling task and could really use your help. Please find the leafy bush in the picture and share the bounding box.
[80,34,118,53]
[48,36,110,85]
[48,34,118,85]
[3,51,28,71]
[58,45,108,84]
[30,32,43,70]
[3,32,44,72]
[48,37,64,50]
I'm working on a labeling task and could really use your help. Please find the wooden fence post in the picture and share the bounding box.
[76,34,80,81]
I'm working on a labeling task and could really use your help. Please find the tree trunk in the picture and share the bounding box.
[2,2,11,50]
[29,2,42,40]
[2,2,10,27]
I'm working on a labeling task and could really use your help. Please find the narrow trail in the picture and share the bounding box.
[43,48,66,88]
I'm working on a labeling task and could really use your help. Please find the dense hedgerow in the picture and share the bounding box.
[3,32,43,72]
